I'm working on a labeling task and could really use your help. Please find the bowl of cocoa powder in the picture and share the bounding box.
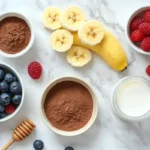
[41,77,98,136]
[0,12,34,58]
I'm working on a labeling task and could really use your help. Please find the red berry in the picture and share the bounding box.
[130,30,144,42]
[139,22,150,35]
[28,61,42,79]
[140,37,150,51]
[5,104,15,114]
[144,10,150,23]
[146,65,150,76]
[130,17,144,30]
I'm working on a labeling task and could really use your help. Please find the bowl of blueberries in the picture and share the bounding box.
[0,63,24,122]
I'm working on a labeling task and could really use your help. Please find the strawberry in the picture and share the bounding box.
[146,65,150,76]
[130,17,144,30]
[140,37,150,51]
[139,22,150,35]
[5,104,15,114]
[144,10,150,23]
[28,61,42,79]
[130,30,144,42]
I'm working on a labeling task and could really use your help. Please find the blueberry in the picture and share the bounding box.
[0,112,7,119]
[12,95,22,105]
[8,93,13,98]
[0,69,4,80]
[10,81,22,94]
[0,93,11,105]
[33,140,44,150]
[0,81,9,92]
[0,104,4,112]
[4,73,14,84]
[65,147,74,150]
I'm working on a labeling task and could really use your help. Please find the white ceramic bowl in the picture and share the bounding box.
[0,12,34,58]
[0,63,24,122]
[125,6,150,55]
[111,76,150,122]
[41,76,98,136]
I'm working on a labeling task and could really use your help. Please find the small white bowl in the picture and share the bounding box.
[0,63,24,122]
[41,76,98,136]
[0,12,34,58]
[125,6,150,55]
[111,76,150,122]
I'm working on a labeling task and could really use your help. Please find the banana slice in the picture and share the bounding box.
[42,6,62,30]
[78,20,104,46]
[66,46,91,67]
[50,29,73,52]
[61,6,86,31]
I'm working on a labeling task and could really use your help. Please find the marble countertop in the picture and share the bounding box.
[0,0,150,150]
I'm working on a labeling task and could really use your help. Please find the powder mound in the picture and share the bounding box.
[44,81,93,131]
[0,17,31,54]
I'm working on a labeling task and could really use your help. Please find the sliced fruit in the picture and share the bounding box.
[66,46,91,67]
[72,30,127,71]
[42,6,62,30]
[60,6,86,31]
[78,20,104,46]
[50,29,73,52]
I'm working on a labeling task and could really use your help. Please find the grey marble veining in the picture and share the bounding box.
[0,0,150,150]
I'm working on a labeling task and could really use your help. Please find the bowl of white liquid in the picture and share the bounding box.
[111,76,150,121]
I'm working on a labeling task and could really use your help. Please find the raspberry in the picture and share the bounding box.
[5,104,15,114]
[130,30,144,42]
[139,22,150,35]
[28,61,42,79]
[144,10,150,23]
[140,37,150,51]
[146,65,150,76]
[130,17,144,30]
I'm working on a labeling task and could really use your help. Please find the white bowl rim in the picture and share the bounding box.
[41,76,98,136]
[0,12,34,58]
[0,62,24,122]
[125,6,150,55]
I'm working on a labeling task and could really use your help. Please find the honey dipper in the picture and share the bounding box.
[1,118,36,150]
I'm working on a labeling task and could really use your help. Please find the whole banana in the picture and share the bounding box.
[72,30,128,71]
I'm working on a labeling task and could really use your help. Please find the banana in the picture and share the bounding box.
[66,46,91,67]
[42,6,62,30]
[78,20,104,46]
[60,6,86,31]
[72,30,128,71]
[50,29,73,52]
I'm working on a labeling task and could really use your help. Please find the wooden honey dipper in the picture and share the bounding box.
[1,118,36,150]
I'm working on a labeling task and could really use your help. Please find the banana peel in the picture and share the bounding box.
[72,30,128,71]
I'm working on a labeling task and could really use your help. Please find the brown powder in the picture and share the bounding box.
[44,81,93,131]
[0,17,31,54]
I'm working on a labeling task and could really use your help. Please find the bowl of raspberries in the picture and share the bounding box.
[0,63,24,122]
[126,6,150,55]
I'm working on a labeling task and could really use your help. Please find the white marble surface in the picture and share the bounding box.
[0,0,150,150]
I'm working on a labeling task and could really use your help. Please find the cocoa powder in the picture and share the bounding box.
[44,81,93,131]
[0,17,31,54]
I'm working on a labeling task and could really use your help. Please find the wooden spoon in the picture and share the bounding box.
[1,118,36,150]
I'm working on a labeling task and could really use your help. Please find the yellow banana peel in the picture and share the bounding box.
[72,30,128,71]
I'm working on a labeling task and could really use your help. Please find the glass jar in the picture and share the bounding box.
[111,76,150,122]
